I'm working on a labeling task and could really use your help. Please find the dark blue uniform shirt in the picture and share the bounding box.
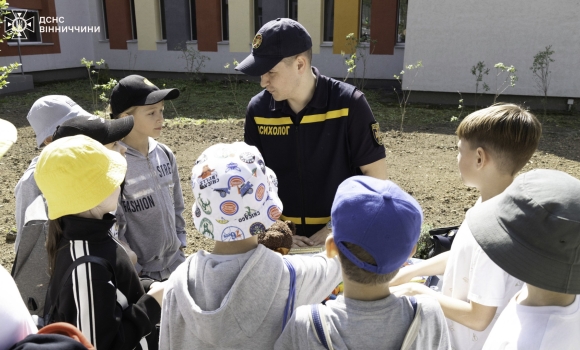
[244,67,386,237]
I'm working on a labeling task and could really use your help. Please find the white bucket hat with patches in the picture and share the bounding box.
[191,142,283,242]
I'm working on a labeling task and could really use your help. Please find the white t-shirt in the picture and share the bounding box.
[483,286,580,350]
[442,202,523,350]
[0,265,37,349]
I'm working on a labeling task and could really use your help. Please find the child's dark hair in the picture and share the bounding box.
[337,242,399,285]
[47,219,64,275]
[456,103,542,175]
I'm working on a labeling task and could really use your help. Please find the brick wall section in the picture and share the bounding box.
[105,0,132,50]
[370,0,397,55]
[195,0,221,52]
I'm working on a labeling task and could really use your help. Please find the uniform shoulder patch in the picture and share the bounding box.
[370,122,383,146]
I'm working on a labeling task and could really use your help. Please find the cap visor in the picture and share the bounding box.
[104,115,134,145]
[144,88,180,106]
[235,54,283,76]
[468,195,580,294]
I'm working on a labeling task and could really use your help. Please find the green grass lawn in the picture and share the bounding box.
[3,77,578,131]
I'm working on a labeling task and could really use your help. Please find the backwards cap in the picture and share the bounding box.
[332,176,423,275]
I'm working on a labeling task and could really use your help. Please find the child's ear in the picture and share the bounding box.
[325,235,339,259]
[476,147,487,169]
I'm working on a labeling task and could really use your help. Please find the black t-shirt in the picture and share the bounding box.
[244,67,386,237]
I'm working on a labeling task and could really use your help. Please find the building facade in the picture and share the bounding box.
[0,0,406,82]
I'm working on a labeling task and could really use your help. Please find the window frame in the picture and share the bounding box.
[129,0,138,40]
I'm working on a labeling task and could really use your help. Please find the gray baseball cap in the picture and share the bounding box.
[27,95,92,148]
[468,169,580,294]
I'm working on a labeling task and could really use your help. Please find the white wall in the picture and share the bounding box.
[404,0,580,98]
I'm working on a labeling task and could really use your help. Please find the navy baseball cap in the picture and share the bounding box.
[109,75,180,116]
[236,18,312,76]
[332,176,423,275]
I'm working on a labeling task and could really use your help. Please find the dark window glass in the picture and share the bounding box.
[222,0,229,41]
[254,0,262,33]
[101,0,109,39]
[159,0,166,40]
[360,0,371,42]
[5,9,42,42]
[397,0,408,42]
[323,0,334,41]
[190,0,197,40]
[130,0,138,39]
[288,0,298,20]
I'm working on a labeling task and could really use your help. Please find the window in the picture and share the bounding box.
[288,0,297,20]
[189,0,197,40]
[130,0,137,39]
[397,0,408,43]
[221,0,228,41]
[359,0,371,42]
[254,0,262,33]
[159,0,166,40]
[4,9,42,43]
[100,0,109,39]
[323,0,334,41]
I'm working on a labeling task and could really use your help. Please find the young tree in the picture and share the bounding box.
[471,61,490,109]
[530,45,555,119]
[493,63,517,104]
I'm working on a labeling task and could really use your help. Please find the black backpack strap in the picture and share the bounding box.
[45,255,115,324]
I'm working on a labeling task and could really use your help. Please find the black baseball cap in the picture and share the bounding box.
[52,115,135,145]
[236,18,312,76]
[109,75,180,116]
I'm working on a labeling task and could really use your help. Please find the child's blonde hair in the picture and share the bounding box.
[456,103,542,175]
[107,104,139,120]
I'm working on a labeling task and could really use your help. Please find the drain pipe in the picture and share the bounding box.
[567,99,574,112]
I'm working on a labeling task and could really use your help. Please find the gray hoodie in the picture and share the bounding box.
[14,156,42,253]
[159,244,342,350]
[116,138,186,274]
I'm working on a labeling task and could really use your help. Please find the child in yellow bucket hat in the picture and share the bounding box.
[35,134,164,350]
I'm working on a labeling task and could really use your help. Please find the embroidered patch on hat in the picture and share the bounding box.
[370,122,383,146]
[143,78,155,87]
[252,34,263,49]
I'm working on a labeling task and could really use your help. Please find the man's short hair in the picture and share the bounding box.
[338,242,400,285]
[456,103,542,175]
[282,48,313,66]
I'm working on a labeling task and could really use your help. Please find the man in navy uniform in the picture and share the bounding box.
[237,18,387,247]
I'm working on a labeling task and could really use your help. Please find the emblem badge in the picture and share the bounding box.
[252,34,263,49]
[370,122,383,146]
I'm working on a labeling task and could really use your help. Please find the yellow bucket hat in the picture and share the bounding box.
[34,134,127,220]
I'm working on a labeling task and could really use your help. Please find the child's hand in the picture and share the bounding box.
[147,281,167,306]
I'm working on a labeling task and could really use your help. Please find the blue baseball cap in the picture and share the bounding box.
[236,18,312,76]
[332,176,423,274]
